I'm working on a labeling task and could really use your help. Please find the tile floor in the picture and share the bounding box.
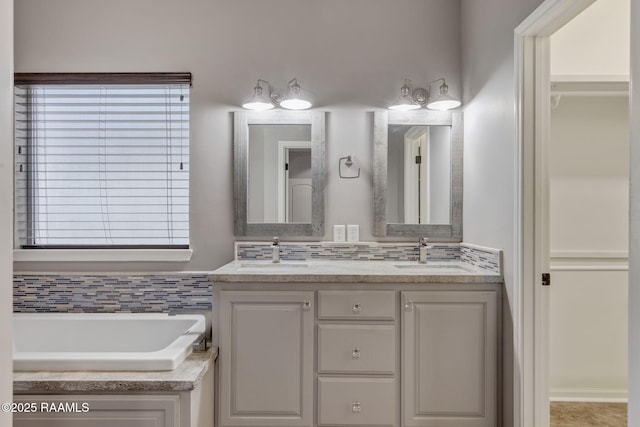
[550,402,627,427]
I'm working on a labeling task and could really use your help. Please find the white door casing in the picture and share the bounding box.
[514,1,597,426]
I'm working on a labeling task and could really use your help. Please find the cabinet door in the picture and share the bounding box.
[402,291,497,427]
[13,395,180,427]
[219,291,314,427]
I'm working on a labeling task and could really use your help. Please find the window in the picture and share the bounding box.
[14,73,190,249]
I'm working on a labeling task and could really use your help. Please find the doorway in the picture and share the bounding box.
[277,141,312,223]
[515,0,630,426]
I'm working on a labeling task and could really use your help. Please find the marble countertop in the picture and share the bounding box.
[14,348,217,393]
[209,260,502,283]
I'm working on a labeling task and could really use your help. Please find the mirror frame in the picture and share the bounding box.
[234,110,326,237]
[373,110,463,240]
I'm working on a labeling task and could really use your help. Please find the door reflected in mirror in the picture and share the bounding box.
[387,125,451,225]
[248,124,312,224]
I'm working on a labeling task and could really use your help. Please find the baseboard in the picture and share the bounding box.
[550,387,628,403]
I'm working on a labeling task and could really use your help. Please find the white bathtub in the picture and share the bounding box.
[13,313,206,371]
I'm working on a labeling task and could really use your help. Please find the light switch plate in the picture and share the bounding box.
[333,225,346,242]
[347,225,359,242]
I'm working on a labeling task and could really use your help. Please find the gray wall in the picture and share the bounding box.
[0,0,12,419]
[461,0,546,424]
[14,0,461,272]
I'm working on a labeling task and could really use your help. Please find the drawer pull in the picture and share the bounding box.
[352,303,362,313]
[303,301,312,310]
[352,401,361,413]
[404,301,413,311]
[352,347,361,359]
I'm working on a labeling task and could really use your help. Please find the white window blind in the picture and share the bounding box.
[15,78,190,248]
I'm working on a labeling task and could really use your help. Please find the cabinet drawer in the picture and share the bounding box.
[318,324,395,374]
[318,291,395,320]
[318,377,396,426]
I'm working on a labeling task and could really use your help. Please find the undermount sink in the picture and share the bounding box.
[239,263,309,269]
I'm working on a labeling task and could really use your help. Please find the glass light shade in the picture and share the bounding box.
[389,80,420,111]
[280,98,312,110]
[426,82,461,111]
[281,79,312,109]
[242,100,275,111]
[389,98,421,111]
[426,98,461,111]
[242,84,274,111]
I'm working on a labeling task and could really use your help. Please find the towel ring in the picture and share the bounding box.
[339,155,360,179]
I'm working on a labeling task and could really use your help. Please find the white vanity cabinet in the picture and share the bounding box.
[218,291,315,427]
[213,280,501,427]
[402,291,498,427]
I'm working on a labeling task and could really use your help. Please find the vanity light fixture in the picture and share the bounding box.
[389,78,461,111]
[242,78,312,111]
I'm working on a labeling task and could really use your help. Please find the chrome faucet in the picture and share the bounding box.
[418,237,430,263]
[272,237,280,263]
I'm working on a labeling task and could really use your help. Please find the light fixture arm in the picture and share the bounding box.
[287,78,299,89]
[428,78,451,99]
[398,78,427,107]
[411,87,429,106]
[408,78,448,106]
[427,77,446,90]
[396,79,429,106]
[256,79,273,93]
[254,79,282,106]
[287,78,302,97]
[257,78,299,107]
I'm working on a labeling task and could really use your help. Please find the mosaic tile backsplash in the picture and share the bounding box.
[13,243,501,313]
[461,244,502,274]
[14,274,211,313]
[236,242,502,274]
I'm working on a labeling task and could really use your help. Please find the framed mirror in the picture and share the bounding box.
[373,110,462,240]
[234,110,326,236]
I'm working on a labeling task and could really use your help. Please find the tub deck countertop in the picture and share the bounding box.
[14,348,217,393]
